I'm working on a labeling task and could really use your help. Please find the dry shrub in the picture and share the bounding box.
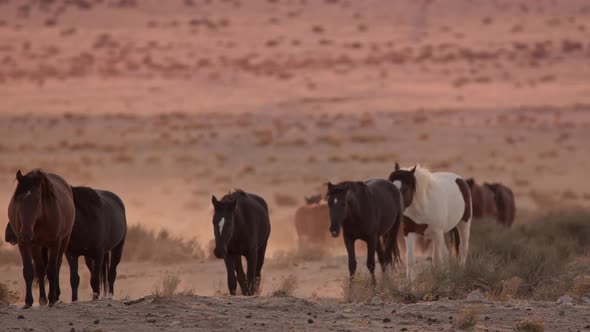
[515,318,545,332]
[276,138,307,147]
[271,275,298,297]
[112,152,134,164]
[350,134,386,144]
[316,134,342,147]
[152,273,181,298]
[572,275,590,296]
[342,212,590,303]
[275,193,298,207]
[0,282,18,305]
[239,165,256,175]
[125,224,205,264]
[254,129,273,146]
[453,306,480,330]
[343,271,376,303]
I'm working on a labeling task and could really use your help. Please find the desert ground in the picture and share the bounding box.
[1,0,590,331]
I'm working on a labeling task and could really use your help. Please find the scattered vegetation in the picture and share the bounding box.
[274,193,298,207]
[343,212,590,303]
[125,224,205,264]
[271,275,298,297]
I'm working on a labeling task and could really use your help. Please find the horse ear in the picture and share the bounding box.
[211,195,219,207]
[394,162,400,171]
[410,165,417,174]
[326,182,333,191]
[16,170,23,182]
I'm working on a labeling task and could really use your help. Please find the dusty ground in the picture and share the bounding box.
[1,0,590,330]
[1,295,590,332]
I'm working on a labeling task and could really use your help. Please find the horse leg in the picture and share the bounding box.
[245,249,258,296]
[343,234,357,279]
[223,256,237,296]
[55,237,69,302]
[365,237,377,285]
[234,255,248,295]
[255,240,267,293]
[456,220,471,266]
[31,246,48,306]
[404,233,416,282]
[107,239,125,299]
[431,231,446,268]
[18,244,35,308]
[66,253,80,302]
[46,243,62,306]
[90,250,104,300]
[375,237,387,273]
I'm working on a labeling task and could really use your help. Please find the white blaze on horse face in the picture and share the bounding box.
[24,190,31,198]
[393,180,402,189]
[333,198,338,204]
[218,217,225,234]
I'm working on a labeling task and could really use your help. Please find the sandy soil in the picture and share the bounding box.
[1,295,590,332]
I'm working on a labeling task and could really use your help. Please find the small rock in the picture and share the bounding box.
[68,322,73,326]
[335,314,346,320]
[401,328,408,331]
[146,318,157,323]
[559,310,565,316]
[466,290,487,302]
[93,319,100,324]
[383,318,391,323]
[170,321,180,326]
[245,314,252,318]
[307,319,314,324]
[17,314,24,319]
[557,295,574,305]
[370,296,383,306]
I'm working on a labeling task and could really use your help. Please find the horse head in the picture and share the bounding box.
[12,169,53,243]
[388,163,417,208]
[326,181,363,238]
[211,194,238,259]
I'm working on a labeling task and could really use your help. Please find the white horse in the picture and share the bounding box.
[388,163,472,281]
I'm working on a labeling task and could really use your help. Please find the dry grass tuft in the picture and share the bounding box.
[453,306,480,329]
[271,275,298,297]
[514,318,545,332]
[152,273,181,298]
[572,275,590,296]
[0,282,18,305]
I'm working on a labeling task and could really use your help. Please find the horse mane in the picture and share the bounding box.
[223,188,248,202]
[72,186,102,218]
[13,169,55,202]
[406,165,433,208]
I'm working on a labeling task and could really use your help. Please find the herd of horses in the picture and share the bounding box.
[4,164,515,307]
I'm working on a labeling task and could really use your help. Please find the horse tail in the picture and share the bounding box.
[449,227,460,257]
[390,209,402,264]
[33,247,49,287]
[101,252,110,296]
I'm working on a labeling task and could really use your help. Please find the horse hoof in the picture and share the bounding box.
[92,293,99,300]
[48,302,54,307]
[39,298,48,306]
[22,304,32,309]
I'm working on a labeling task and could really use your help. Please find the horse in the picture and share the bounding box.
[326,179,402,281]
[388,163,472,281]
[211,189,271,296]
[7,169,75,308]
[5,186,127,302]
[294,195,338,248]
[485,183,516,227]
[466,178,498,219]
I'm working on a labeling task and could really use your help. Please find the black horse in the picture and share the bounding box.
[326,179,403,280]
[211,189,271,296]
[5,186,127,301]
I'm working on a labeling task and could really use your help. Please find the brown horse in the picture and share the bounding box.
[466,178,498,219]
[294,198,336,247]
[485,183,516,227]
[7,170,75,308]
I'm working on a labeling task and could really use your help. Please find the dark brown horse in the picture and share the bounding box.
[8,170,75,308]
[485,183,516,227]
[211,189,271,296]
[326,179,403,282]
[466,178,498,219]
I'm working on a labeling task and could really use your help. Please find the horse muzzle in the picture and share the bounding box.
[330,228,340,238]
